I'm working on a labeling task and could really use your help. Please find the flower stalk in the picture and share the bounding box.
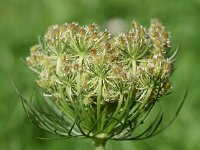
[94,139,106,150]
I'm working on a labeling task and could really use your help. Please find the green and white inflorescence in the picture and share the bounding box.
[26,20,175,141]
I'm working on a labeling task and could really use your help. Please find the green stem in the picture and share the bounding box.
[132,59,136,77]
[97,78,103,125]
[94,139,106,150]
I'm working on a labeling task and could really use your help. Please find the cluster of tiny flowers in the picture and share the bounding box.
[24,20,178,142]
[27,20,173,106]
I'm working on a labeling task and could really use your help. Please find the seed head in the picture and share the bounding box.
[25,20,177,141]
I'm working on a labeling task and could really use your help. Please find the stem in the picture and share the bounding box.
[94,139,106,150]
[132,59,136,77]
[56,56,62,75]
[97,78,103,120]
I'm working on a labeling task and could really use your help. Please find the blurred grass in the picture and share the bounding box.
[0,0,200,149]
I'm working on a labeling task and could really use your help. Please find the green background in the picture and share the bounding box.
[0,0,199,149]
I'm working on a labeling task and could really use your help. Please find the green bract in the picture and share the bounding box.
[25,20,178,148]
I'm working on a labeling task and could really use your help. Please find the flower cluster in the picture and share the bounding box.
[25,20,175,142]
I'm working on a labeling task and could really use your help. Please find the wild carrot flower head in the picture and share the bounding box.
[25,20,177,141]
